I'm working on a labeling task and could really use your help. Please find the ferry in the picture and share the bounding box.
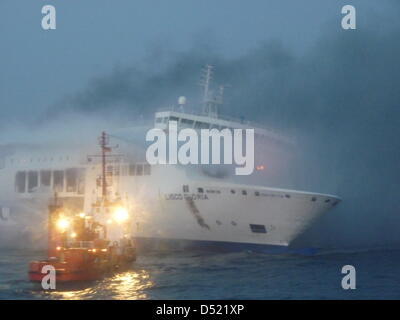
[0,66,341,253]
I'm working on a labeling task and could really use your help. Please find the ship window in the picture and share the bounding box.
[216,220,222,226]
[198,187,204,193]
[325,199,331,203]
[255,191,260,196]
[195,122,209,129]
[311,197,317,202]
[250,224,267,234]
[129,164,136,176]
[143,164,151,175]
[77,168,85,195]
[210,124,220,129]
[183,185,189,193]
[53,170,64,192]
[28,171,39,193]
[285,194,291,198]
[231,221,237,226]
[242,190,247,195]
[169,116,179,122]
[136,164,143,176]
[181,118,194,126]
[230,189,236,194]
[15,171,26,193]
[40,170,51,187]
[66,168,78,192]
[156,117,163,123]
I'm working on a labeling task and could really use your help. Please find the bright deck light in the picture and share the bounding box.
[113,207,129,223]
[56,218,70,231]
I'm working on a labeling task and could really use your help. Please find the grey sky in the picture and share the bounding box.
[0,0,392,121]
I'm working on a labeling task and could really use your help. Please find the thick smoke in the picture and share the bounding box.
[3,4,400,249]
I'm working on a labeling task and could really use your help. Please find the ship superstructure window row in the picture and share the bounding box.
[128,163,151,176]
[158,115,244,132]
[15,168,85,194]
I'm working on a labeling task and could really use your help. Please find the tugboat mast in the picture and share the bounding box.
[99,131,109,202]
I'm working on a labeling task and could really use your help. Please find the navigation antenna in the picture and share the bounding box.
[200,65,218,118]
[200,65,213,104]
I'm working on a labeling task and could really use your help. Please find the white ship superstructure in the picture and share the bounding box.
[0,66,341,251]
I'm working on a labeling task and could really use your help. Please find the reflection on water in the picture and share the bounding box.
[106,270,153,300]
[2,249,400,299]
[42,269,153,300]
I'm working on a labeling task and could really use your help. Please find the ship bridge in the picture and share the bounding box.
[154,109,295,145]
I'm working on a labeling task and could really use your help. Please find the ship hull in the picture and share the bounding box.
[130,180,340,250]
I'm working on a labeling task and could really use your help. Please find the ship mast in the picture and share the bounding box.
[99,131,110,201]
[199,65,226,118]
[88,131,121,205]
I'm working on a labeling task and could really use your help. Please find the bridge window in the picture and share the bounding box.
[53,170,64,192]
[40,170,51,187]
[169,116,179,122]
[15,171,26,193]
[250,224,267,234]
[28,171,39,193]
[156,117,163,123]
[195,122,209,129]
[183,185,189,193]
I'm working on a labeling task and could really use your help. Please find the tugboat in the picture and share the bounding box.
[28,132,136,283]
